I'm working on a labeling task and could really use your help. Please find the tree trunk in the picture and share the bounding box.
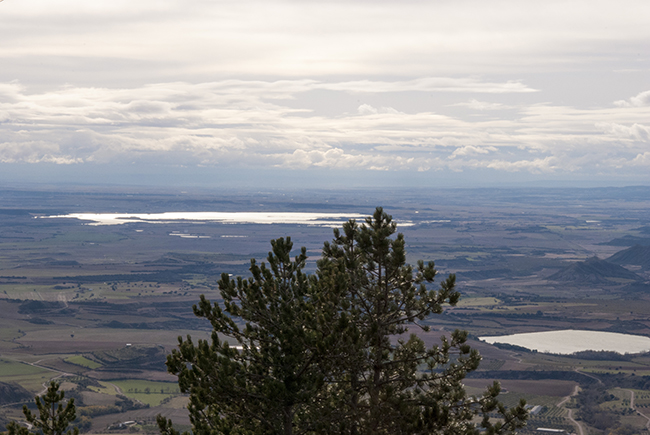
[283,405,293,435]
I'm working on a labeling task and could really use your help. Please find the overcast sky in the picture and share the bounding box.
[1,0,649,188]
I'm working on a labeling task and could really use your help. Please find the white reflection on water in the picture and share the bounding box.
[42,212,377,226]
[480,329,650,355]
[169,233,211,239]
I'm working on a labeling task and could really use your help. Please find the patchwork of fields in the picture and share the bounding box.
[1,187,649,434]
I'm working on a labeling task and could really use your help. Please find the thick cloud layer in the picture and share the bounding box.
[1,0,649,185]
[1,80,649,177]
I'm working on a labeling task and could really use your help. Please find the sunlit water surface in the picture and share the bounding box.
[480,330,650,355]
[42,212,381,227]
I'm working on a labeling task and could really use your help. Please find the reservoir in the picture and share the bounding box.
[479,330,650,355]
[42,212,368,226]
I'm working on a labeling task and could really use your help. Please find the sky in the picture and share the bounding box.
[1,0,650,189]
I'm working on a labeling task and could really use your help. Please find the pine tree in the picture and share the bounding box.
[158,208,527,435]
[7,381,79,435]
[316,207,527,434]
[158,237,349,435]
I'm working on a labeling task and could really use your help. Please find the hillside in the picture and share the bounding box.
[0,381,32,406]
[607,245,650,270]
[618,282,650,296]
[635,225,650,235]
[548,256,642,284]
[601,235,650,246]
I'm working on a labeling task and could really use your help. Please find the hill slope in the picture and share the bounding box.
[548,256,642,284]
[607,245,650,270]
[0,381,32,405]
[601,235,650,246]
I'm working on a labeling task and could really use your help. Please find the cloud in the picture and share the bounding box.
[449,146,497,159]
[597,122,650,142]
[357,104,401,115]
[0,140,83,164]
[484,157,558,173]
[325,78,537,94]
[452,99,511,110]
[357,104,378,115]
[0,79,649,178]
[632,152,650,166]
[4,0,650,84]
[614,90,650,107]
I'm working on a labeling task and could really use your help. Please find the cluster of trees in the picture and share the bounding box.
[574,383,620,431]
[6,381,78,435]
[157,208,527,435]
[567,350,634,361]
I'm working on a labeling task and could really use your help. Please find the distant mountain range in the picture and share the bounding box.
[635,225,650,235]
[607,245,650,270]
[600,235,650,246]
[548,256,642,285]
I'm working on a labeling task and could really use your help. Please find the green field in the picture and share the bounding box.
[0,358,48,376]
[0,358,56,392]
[112,379,180,394]
[64,355,102,369]
[0,327,24,341]
[111,379,181,406]
[87,380,119,395]
[456,297,500,307]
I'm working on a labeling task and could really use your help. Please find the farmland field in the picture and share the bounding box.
[0,186,649,434]
[0,358,56,392]
[0,358,50,376]
[65,355,102,369]
[110,379,181,406]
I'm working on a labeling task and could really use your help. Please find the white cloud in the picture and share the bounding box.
[449,146,497,159]
[3,0,650,83]
[614,90,650,108]
[452,100,510,110]
[0,140,83,164]
[484,157,558,173]
[597,122,650,142]
[0,79,649,179]
[632,152,650,166]
[357,104,401,115]
[326,78,537,94]
[357,104,378,115]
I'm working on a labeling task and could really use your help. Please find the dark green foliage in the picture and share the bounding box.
[6,381,79,435]
[160,237,346,435]
[315,208,526,435]
[159,208,527,435]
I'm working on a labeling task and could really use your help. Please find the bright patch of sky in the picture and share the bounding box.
[1,0,650,187]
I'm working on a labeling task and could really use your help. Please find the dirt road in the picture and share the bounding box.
[558,384,584,435]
